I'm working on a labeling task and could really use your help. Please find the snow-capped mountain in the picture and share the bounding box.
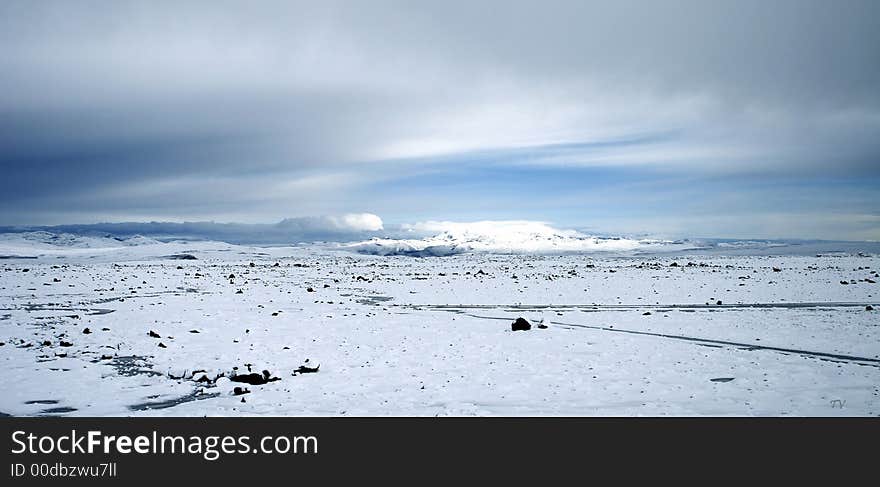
[346,221,698,256]
[0,231,160,251]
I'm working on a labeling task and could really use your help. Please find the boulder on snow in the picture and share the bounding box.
[295,364,320,374]
[231,369,281,385]
[511,317,531,331]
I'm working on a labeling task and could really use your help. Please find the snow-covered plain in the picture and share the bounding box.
[0,232,878,416]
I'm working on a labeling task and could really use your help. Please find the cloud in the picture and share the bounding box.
[0,1,878,238]
[278,213,383,233]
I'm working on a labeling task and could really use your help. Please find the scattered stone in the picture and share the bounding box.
[59,341,73,347]
[772,267,782,272]
[101,327,110,331]
[189,329,200,333]
[511,317,531,331]
[716,300,723,305]
[100,354,113,360]
[148,330,161,338]
[306,287,315,292]
[228,274,235,279]
[235,289,244,294]
[233,386,250,396]
[42,340,51,346]
[642,311,652,316]
[537,322,548,329]
[669,262,679,267]
[867,305,874,311]
[82,328,91,334]
[840,280,849,285]
[710,377,735,383]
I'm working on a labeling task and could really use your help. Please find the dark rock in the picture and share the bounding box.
[307,287,315,292]
[772,267,782,272]
[840,280,849,285]
[867,305,875,311]
[158,342,167,348]
[42,340,52,346]
[231,369,281,385]
[642,311,652,316]
[710,377,735,383]
[295,364,320,374]
[716,300,723,305]
[228,274,235,279]
[235,289,244,294]
[167,254,197,260]
[82,328,91,334]
[537,323,548,329]
[148,330,161,338]
[511,317,531,331]
[233,386,250,396]
[669,262,679,267]
[59,341,73,347]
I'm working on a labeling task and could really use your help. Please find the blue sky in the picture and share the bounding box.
[1,1,878,240]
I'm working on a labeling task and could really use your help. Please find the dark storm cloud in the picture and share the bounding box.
[0,0,878,238]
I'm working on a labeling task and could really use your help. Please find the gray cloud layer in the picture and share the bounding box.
[1,1,878,236]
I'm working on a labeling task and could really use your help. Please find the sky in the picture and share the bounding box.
[1,0,878,240]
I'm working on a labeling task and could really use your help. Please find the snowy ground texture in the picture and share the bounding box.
[1,232,878,416]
